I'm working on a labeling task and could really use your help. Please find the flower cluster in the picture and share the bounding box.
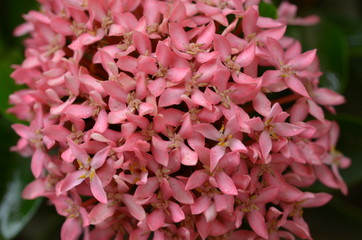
[9,0,350,239]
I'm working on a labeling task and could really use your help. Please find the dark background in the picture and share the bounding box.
[0,0,361,239]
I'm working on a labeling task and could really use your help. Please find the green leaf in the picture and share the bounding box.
[0,117,41,239]
[0,38,25,123]
[0,172,42,240]
[259,1,278,19]
[317,22,349,93]
[0,0,38,47]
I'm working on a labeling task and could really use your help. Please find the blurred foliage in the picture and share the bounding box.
[0,0,361,239]
[259,1,278,19]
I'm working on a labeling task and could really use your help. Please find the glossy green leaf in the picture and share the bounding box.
[259,1,278,19]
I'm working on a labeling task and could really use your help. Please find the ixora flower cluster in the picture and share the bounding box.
[9,0,350,239]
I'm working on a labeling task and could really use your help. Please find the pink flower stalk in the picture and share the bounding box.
[9,0,350,239]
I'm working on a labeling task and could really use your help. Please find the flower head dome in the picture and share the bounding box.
[10,0,350,239]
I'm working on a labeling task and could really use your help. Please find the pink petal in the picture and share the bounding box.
[265,172,304,202]
[147,209,166,231]
[286,75,310,98]
[302,193,332,208]
[196,21,215,49]
[59,170,86,194]
[91,146,110,169]
[117,56,138,74]
[215,171,238,195]
[266,37,285,66]
[257,16,284,28]
[254,186,279,203]
[208,219,228,236]
[155,41,173,67]
[288,49,316,71]
[99,50,118,77]
[61,217,82,240]
[259,130,272,160]
[235,43,255,67]
[153,230,164,239]
[191,88,212,110]
[214,194,234,212]
[101,80,128,102]
[273,122,305,137]
[169,177,194,204]
[130,229,150,240]
[178,113,193,139]
[195,216,209,240]
[212,69,230,92]
[227,138,247,153]
[224,115,240,136]
[41,125,71,142]
[314,165,339,189]
[204,204,217,222]
[133,31,152,55]
[246,117,264,131]
[90,174,107,204]
[169,1,187,23]
[68,140,89,164]
[290,98,308,123]
[168,201,185,222]
[134,177,159,199]
[191,196,211,215]
[160,178,174,200]
[147,78,166,97]
[262,70,285,92]
[64,104,94,119]
[312,87,345,106]
[193,123,220,140]
[166,67,190,83]
[247,211,268,239]
[93,109,108,133]
[257,26,287,43]
[89,203,117,225]
[253,92,271,117]
[283,220,310,239]
[169,23,188,51]
[242,7,259,36]
[213,34,231,61]
[22,179,45,199]
[77,75,102,95]
[122,193,146,221]
[158,87,185,107]
[308,99,325,121]
[31,149,47,178]
[185,170,209,190]
[180,144,198,166]
[138,56,158,75]
[159,109,184,126]
[151,136,170,166]
[210,145,225,172]
[12,124,35,140]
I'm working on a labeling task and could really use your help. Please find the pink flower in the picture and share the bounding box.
[194,116,247,171]
[8,1,349,239]
[57,140,110,204]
